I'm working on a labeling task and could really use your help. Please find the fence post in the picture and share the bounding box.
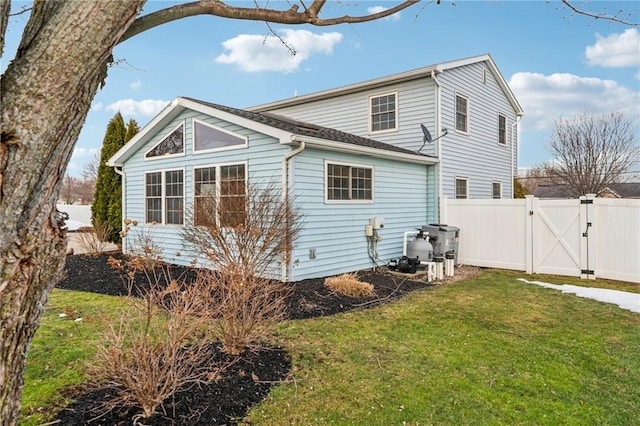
[579,194,596,280]
[525,195,535,274]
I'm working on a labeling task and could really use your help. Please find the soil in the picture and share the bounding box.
[54,251,480,425]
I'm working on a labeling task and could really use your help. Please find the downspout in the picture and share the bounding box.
[431,70,443,222]
[511,116,521,198]
[113,166,126,253]
[281,139,306,282]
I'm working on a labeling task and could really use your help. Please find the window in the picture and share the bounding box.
[455,177,468,199]
[193,119,247,152]
[326,162,373,202]
[455,94,468,133]
[370,93,396,132]
[492,181,502,199]
[498,114,507,145]
[194,164,246,227]
[146,123,184,158]
[145,169,184,225]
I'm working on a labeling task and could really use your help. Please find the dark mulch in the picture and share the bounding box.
[54,252,469,425]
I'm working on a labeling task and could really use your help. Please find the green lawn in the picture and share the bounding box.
[20,270,640,425]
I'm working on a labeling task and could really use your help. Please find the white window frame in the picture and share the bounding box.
[192,118,248,154]
[492,181,503,199]
[369,91,397,134]
[455,93,469,134]
[455,176,469,199]
[325,160,374,204]
[144,168,185,226]
[498,113,508,146]
[144,122,186,161]
[193,161,247,227]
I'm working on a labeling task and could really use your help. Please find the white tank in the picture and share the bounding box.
[407,235,433,262]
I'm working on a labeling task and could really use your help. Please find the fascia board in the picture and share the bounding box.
[290,135,439,166]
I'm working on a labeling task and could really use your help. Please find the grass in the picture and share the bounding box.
[20,270,640,425]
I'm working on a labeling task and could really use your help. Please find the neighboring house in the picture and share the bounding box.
[250,53,523,212]
[108,97,438,281]
[534,183,640,199]
[108,54,523,281]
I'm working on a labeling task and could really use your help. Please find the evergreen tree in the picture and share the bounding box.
[92,113,138,243]
[513,178,528,199]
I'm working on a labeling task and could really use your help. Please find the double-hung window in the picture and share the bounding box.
[455,177,468,199]
[498,114,507,145]
[370,92,396,133]
[326,162,373,202]
[455,94,469,133]
[492,181,502,199]
[194,163,246,227]
[145,169,184,225]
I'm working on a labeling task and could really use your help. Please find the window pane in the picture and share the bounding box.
[371,94,396,132]
[145,172,162,223]
[194,167,216,226]
[498,115,507,145]
[351,167,372,200]
[455,178,467,199]
[456,95,468,132]
[194,121,245,151]
[146,124,184,158]
[493,182,502,199]
[327,164,350,200]
[165,197,184,225]
[219,164,246,227]
[146,198,162,223]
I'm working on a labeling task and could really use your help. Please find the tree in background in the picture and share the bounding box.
[540,112,639,198]
[0,1,636,422]
[513,178,528,199]
[92,114,138,243]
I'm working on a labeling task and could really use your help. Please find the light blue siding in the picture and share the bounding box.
[288,148,436,281]
[439,62,518,199]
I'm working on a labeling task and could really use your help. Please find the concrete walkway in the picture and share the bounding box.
[66,232,120,255]
[518,278,640,314]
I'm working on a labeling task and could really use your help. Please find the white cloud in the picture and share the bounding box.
[129,78,142,90]
[105,99,170,116]
[367,6,402,21]
[585,28,640,68]
[509,72,640,132]
[67,147,99,177]
[215,29,343,73]
[90,101,103,111]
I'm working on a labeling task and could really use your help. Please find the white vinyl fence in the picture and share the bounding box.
[442,195,640,283]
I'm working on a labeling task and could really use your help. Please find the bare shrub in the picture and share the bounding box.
[325,273,375,298]
[182,179,303,355]
[75,220,112,255]
[89,256,226,421]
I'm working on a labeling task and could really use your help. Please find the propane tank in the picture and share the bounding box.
[406,229,433,262]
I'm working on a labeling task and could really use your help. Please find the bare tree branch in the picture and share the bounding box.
[0,0,9,58]
[561,0,639,26]
[119,0,420,44]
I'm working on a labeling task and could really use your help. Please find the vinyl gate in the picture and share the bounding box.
[442,195,640,283]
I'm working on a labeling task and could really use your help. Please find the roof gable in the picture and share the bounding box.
[108,97,437,167]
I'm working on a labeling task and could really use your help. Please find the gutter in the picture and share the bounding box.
[281,140,306,282]
[432,70,444,222]
[113,166,126,253]
[511,116,521,198]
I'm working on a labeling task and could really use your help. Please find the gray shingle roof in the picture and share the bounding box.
[182,97,434,159]
[534,183,640,199]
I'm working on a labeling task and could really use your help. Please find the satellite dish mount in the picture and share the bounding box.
[418,124,448,153]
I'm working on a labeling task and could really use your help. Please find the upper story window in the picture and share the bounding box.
[455,94,468,133]
[193,119,247,153]
[455,177,468,199]
[498,114,507,145]
[146,123,184,158]
[194,163,246,228]
[370,92,396,133]
[145,169,184,225]
[492,181,502,199]
[326,162,373,202]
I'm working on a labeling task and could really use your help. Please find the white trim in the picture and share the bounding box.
[144,167,185,226]
[455,92,469,134]
[324,160,375,204]
[455,176,469,199]
[192,117,248,154]
[144,121,186,161]
[368,91,398,135]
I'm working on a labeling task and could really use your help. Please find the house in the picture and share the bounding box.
[108,97,438,281]
[250,53,523,213]
[108,54,523,281]
[534,183,640,199]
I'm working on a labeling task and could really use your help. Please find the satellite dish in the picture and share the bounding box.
[421,123,433,143]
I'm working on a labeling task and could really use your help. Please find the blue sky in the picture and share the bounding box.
[2,1,639,178]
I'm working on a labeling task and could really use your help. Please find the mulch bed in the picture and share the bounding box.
[53,251,478,425]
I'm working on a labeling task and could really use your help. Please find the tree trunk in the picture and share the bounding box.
[0,2,144,424]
